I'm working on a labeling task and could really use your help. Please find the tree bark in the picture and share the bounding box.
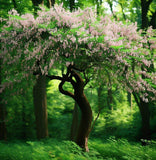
[139,99,151,141]
[0,101,7,140]
[132,0,154,139]
[150,11,156,29]
[33,75,48,139]
[75,93,92,152]
[107,87,113,110]
[141,0,153,29]
[69,0,75,12]
[127,92,132,110]
[12,0,17,9]
[31,0,44,15]
[47,67,93,151]
[71,102,79,141]
[133,93,151,143]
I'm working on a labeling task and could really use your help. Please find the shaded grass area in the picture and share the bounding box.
[0,138,156,160]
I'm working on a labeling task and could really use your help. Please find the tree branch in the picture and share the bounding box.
[71,69,84,86]
[59,80,75,99]
[46,75,63,81]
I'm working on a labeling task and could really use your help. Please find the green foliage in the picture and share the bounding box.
[0,1,156,159]
[0,138,156,160]
[91,138,156,160]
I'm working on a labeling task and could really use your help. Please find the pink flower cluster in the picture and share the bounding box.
[0,4,156,101]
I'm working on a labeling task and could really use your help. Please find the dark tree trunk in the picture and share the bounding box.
[141,0,153,29]
[31,0,48,140]
[139,99,151,141]
[12,0,17,9]
[33,75,48,139]
[69,0,75,12]
[71,102,79,141]
[47,67,93,151]
[0,59,7,140]
[127,92,132,110]
[133,93,151,143]
[150,11,156,29]
[0,102,7,140]
[132,0,154,139]
[75,94,92,152]
[65,70,92,151]
[107,87,113,110]
[31,0,44,15]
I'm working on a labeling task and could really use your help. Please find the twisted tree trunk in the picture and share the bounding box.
[75,93,92,152]
[71,102,79,141]
[47,66,93,151]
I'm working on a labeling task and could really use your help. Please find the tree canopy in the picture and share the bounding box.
[0,4,156,101]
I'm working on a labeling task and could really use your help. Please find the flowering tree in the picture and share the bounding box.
[1,4,156,150]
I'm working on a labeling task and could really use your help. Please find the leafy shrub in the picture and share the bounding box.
[0,138,156,160]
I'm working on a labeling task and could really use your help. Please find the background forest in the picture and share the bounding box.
[0,0,156,159]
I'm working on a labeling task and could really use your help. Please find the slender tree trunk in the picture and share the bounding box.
[150,11,156,29]
[127,92,132,110]
[0,102,7,140]
[141,0,153,29]
[139,99,151,141]
[12,0,17,9]
[107,0,117,20]
[71,102,79,141]
[69,0,75,12]
[119,2,126,20]
[107,87,113,110]
[133,93,151,143]
[31,0,44,15]
[141,0,148,29]
[33,75,48,139]
[96,0,100,15]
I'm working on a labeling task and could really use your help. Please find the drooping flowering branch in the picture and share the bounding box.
[0,4,156,101]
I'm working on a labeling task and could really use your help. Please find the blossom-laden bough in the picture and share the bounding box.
[0,4,156,150]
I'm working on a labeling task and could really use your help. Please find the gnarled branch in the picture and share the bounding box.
[59,80,75,99]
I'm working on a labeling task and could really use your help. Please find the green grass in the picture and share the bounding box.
[0,138,156,160]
